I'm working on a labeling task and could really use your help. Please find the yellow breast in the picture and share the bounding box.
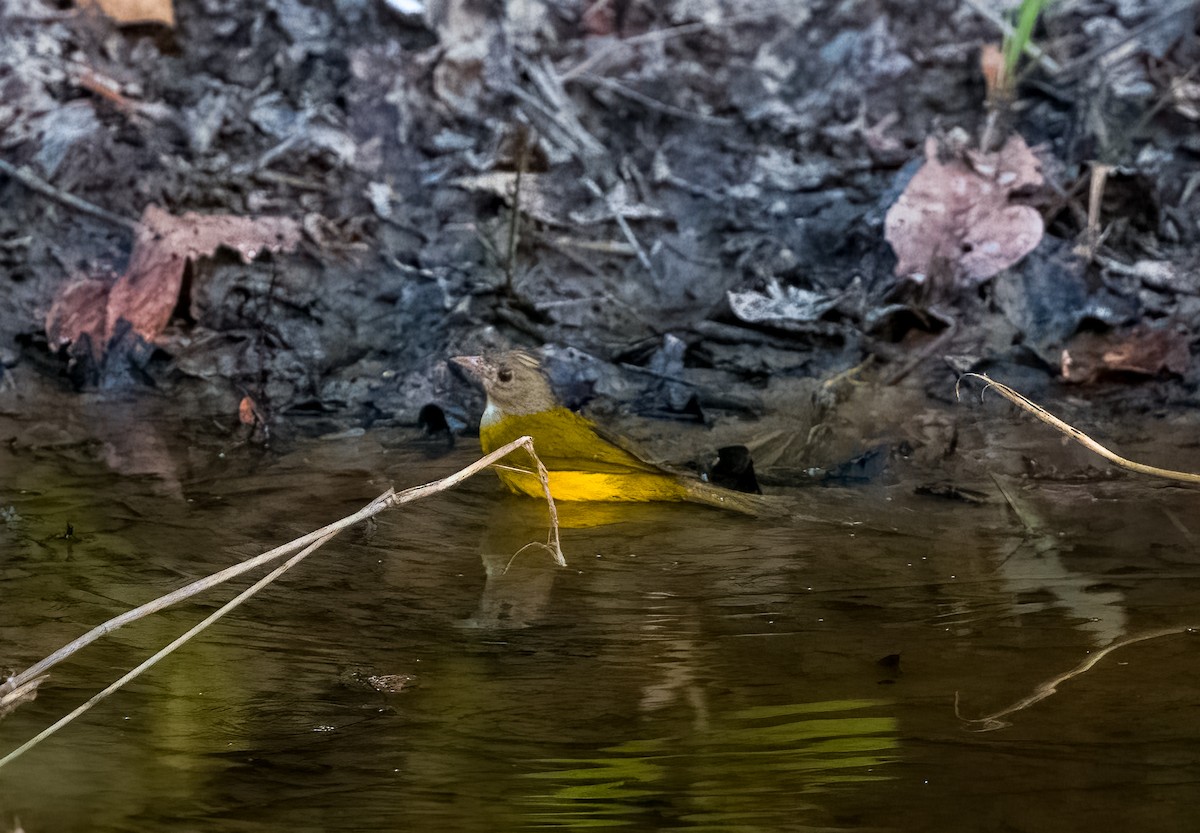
[478,408,691,503]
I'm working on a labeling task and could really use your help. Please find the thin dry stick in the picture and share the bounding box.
[3,490,395,697]
[957,627,1196,731]
[0,531,335,769]
[574,74,734,126]
[957,373,1200,484]
[955,374,1200,730]
[884,318,958,385]
[513,55,606,160]
[581,177,655,277]
[504,127,531,294]
[1055,0,1193,80]
[0,158,140,231]
[0,436,562,766]
[1075,162,1112,260]
[1,436,563,701]
[559,6,790,81]
[1086,163,1111,242]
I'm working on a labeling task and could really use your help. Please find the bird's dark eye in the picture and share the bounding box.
[497,367,513,383]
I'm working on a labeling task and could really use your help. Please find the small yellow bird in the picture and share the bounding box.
[452,350,770,514]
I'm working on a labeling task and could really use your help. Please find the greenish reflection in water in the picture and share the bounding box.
[524,699,897,829]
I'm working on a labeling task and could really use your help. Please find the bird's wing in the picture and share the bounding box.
[547,409,665,473]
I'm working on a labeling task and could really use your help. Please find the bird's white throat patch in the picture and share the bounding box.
[481,400,501,428]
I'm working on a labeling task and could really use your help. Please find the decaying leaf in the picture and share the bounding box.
[44,277,110,357]
[452,172,660,229]
[727,278,841,331]
[452,172,564,226]
[78,0,174,26]
[1061,325,1191,383]
[885,135,1045,287]
[238,395,260,426]
[46,205,301,361]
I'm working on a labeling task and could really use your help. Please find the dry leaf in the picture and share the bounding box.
[1062,326,1191,383]
[727,278,840,330]
[238,395,259,426]
[78,0,175,26]
[44,277,110,356]
[452,172,565,226]
[46,205,302,360]
[885,135,1045,287]
[109,205,302,343]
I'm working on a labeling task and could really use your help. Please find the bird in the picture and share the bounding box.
[451,350,772,514]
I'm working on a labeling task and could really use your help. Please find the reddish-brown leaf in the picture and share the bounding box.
[238,395,259,426]
[45,205,302,362]
[45,277,111,359]
[1062,326,1191,383]
[107,205,302,345]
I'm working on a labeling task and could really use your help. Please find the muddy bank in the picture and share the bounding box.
[1,0,1198,478]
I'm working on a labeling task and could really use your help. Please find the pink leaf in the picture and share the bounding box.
[886,135,1045,287]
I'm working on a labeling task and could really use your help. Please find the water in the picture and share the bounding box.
[2,412,1200,832]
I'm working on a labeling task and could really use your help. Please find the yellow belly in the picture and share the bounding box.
[479,409,691,503]
[493,465,690,503]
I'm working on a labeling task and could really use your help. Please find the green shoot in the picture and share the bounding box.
[1002,0,1050,86]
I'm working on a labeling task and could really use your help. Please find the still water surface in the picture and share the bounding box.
[2,423,1199,831]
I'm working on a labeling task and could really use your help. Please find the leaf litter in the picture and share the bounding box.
[0,0,1197,446]
[46,206,301,363]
